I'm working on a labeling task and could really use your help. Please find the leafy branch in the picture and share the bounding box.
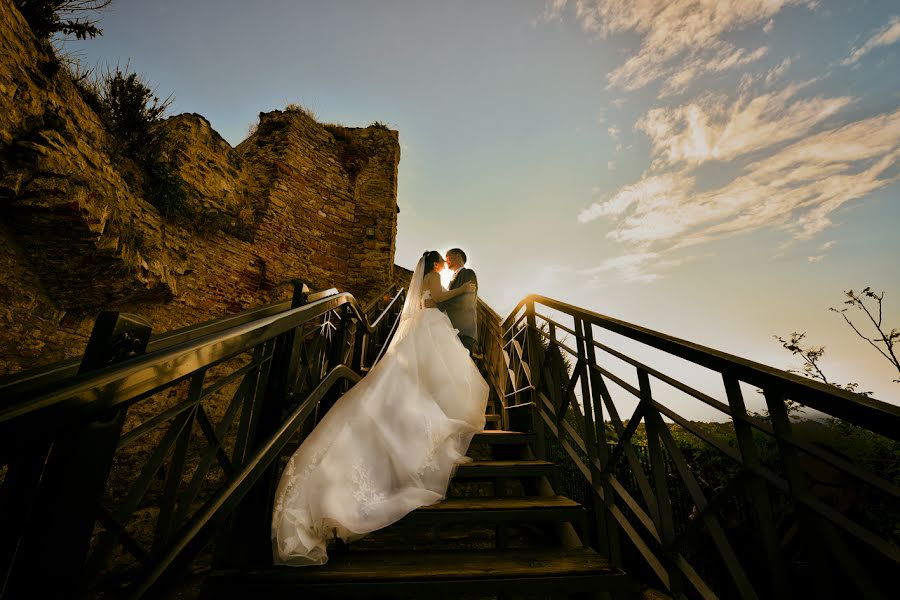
[774,331,871,397]
[830,287,900,384]
[14,0,112,42]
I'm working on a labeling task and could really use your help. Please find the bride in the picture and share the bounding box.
[271,250,489,566]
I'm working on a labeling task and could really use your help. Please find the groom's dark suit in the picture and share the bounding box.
[439,267,478,351]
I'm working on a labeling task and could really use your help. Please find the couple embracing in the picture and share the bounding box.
[272,248,488,566]
[422,248,479,354]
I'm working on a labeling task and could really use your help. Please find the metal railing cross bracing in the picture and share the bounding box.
[0,283,405,599]
[475,294,900,600]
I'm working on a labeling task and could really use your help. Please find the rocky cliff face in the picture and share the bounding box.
[0,0,400,375]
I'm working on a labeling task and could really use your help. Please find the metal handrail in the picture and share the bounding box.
[0,282,406,599]
[0,284,398,402]
[130,364,362,599]
[0,288,400,441]
[503,294,900,438]
[489,293,900,600]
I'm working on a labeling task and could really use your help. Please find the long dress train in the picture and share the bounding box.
[271,266,488,566]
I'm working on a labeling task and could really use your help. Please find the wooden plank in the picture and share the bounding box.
[471,430,533,445]
[400,496,584,526]
[208,548,619,583]
[415,496,580,512]
[203,573,633,598]
[453,460,555,479]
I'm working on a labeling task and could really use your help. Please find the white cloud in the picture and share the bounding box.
[636,84,853,167]
[584,252,663,284]
[842,16,900,66]
[807,241,836,263]
[581,107,900,248]
[563,0,815,92]
[607,125,620,141]
[537,0,569,23]
[607,160,617,171]
[579,173,695,225]
[765,57,793,86]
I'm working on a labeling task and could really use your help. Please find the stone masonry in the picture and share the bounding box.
[0,0,400,375]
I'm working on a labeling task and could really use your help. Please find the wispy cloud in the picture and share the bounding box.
[584,252,663,284]
[636,84,852,168]
[765,57,793,86]
[536,0,568,24]
[842,15,900,66]
[580,107,900,247]
[658,46,770,96]
[807,240,837,263]
[582,251,703,285]
[546,0,816,92]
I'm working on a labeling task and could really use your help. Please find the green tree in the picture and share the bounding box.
[100,68,172,162]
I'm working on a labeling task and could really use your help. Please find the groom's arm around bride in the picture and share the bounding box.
[439,248,479,353]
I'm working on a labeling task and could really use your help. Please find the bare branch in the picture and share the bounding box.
[831,307,896,366]
[832,288,900,378]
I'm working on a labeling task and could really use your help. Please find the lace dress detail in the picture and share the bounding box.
[351,459,389,516]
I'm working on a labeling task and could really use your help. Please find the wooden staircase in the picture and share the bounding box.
[204,428,634,598]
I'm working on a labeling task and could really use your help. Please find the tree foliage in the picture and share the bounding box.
[774,286,899,397]
[14,0,111,42]
[85,66,188,219]
[774,331,870,396]
[99,69,172,163]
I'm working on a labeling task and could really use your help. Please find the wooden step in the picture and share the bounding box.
[401,496,583,525]
[345,522,550,552]
[285,429,530,456]
[483,414,502,430]
[204,547,632,597]
[471,429,533,445]
[454,460,554,479]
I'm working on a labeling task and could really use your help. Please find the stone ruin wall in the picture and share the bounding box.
[0,0,400,375]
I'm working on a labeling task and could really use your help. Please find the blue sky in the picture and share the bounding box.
[64,0,899,411]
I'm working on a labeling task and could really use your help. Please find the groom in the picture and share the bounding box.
[439,248,478,353]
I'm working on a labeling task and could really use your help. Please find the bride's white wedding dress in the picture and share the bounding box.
[271,258,489,566]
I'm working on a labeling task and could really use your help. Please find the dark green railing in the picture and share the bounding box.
[0,283,405,599]
[484,294,899,600]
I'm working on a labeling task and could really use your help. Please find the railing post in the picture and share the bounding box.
[724,376,790,599]
[525,301,547,461]
[327,306,349,368]
[763,388,850,599]
[4,312,151,599]
[639,368,683,597]
[351,309,367,373]
[223,281,309,569]
[317,305,352,419]
[578,318,621,566]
